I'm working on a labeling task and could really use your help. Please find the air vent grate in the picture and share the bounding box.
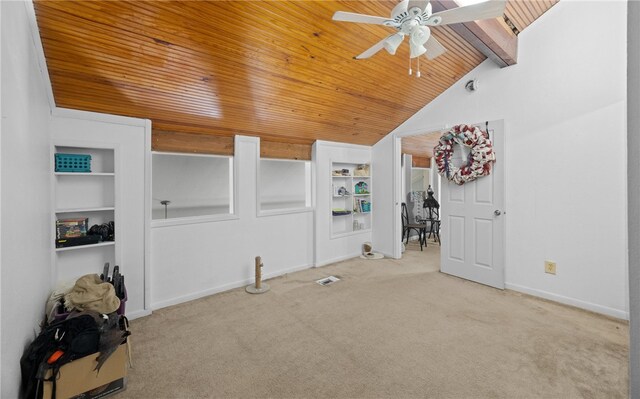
[316,276,340,286]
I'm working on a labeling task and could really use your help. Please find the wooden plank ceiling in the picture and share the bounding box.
[34,0,557,159]
[402,131,441,166]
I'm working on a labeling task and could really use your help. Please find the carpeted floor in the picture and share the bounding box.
[121,241,628,398]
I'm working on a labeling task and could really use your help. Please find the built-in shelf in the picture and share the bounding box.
[55,172,115,176]
[55,241,115,252]
[331,162,371,237]
[56,207,115,214]
[332,229,372,239]
[53,144,117,285]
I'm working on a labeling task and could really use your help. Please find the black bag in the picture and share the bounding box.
[87,221,114,242]
[20,314,100,399]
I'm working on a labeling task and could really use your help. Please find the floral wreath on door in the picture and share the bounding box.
[433,124,496,185]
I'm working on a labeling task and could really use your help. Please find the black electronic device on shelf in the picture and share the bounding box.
[55,235,101,248]
[88,221,115,241]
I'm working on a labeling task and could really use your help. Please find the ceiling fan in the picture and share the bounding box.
[333,0,507,77]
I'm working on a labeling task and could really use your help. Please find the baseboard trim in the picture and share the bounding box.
[315,253,360,267]
[126,309,152,320]
[379,251,395,259]
[264,263,313,279]
[151,263,313,311]
[151,281,250,311]
[505,282,629,320]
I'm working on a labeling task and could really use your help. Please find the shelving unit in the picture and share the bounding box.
[55,241,116,252]
[56,207,115,213]
[53,144,117,282]
[331,162,371,238]
[55,172,115,176]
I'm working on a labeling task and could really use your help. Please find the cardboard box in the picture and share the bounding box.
[43,343,128,399]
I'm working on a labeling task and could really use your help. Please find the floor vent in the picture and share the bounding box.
[316,276,340,286]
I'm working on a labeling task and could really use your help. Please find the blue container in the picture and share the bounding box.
[55,153,92,172]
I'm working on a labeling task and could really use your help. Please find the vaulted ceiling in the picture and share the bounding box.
[402,131,442,166]
[34,0,557,157]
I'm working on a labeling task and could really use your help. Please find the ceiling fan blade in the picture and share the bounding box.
[391,0,410,20]
[356,35,394,59]
[407,0,430,14]
[426,0,506,26]
[424,36,446,60]
[333,11,392,26]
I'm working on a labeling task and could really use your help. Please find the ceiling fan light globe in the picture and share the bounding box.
[383,34,404,55]
[410,43,427,58]
[411,26,431,46]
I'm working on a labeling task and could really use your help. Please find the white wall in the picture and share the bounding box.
[1,2,53,396]
[314,141,372,265]
[151,136,314,309]
[1,2,4,396]
[401,154,422,240]
[628,0,640,392]
[50,109,150,318]
[391,1,628,318]
[372,134,399,258]
[429,158,441,205]
[402,154,412,205]
[411,168,429,193]
[1,0,3,392]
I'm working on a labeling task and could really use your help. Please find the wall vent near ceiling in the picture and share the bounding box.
[316,276,340,286]
[503,15,520,35]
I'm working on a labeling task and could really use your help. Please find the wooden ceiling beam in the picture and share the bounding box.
[432,0,518,67]
[412,156,431,169]
[152,130,312,160]
[152,130,234,155]
[261,140,312,161]
[152,122,316,146]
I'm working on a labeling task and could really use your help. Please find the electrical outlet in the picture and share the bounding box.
[544,261,557,275]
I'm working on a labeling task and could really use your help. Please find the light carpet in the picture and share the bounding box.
[121,242,628,398]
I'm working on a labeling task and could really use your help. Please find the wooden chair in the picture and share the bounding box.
[401,203,427,251]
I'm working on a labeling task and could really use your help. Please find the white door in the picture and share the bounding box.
[440,120,505,289]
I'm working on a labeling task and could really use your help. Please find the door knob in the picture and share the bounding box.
[494,210,502,216]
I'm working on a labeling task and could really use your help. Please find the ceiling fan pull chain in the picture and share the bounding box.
[408,56,412,76]
[417,56,421,78]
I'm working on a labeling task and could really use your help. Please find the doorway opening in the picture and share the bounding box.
[395,121,506,290]
[400,131,442,258]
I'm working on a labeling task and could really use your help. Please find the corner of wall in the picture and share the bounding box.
[2,2,55,395]
[24,0,56,111]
